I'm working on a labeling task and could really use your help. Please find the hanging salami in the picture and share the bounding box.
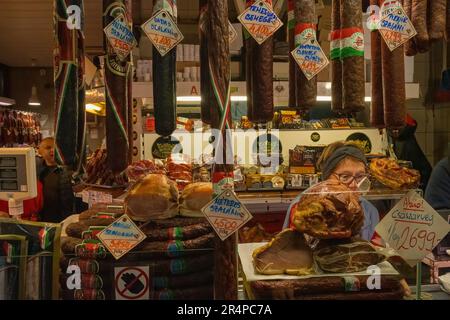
[54,0,79,168]
[402,0,417,56]
[246,0,274,123]
[288,0,297,108]
[381,0,406,130]
[370,0,384,128]
[331,0,343,112]
[411,0,429,52]
[199,0,212,125]
[340,0,365,113]
[153,0,177,137]
[103,0,131,173]
[294,0,317,110]
[75,0,86,174]
[428,0,446,42]
[207,0,237,300]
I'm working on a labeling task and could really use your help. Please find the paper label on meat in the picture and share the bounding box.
[104,14,137,61]
[97,214,147,260]
[202,190,253,241]
[141,9,184,56]
[375,190,450,267]
[378,1,417,51]
[238,1,283,45]
[291,37,329,81]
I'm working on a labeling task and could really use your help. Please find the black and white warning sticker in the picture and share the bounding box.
[114,266,150,300]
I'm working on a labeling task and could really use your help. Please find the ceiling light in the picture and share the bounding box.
[28,85,41,106]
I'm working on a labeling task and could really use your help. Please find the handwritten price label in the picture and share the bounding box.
[238,1,283,45]
[376,190,450,266]
[104,14,137,60]
[141,10,184,56]
[202,190,253,241]
[97,214,146,260]
[377,0,417,51]
[291,37,329,81]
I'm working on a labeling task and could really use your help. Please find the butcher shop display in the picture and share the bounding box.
[59,205,215,300]
[369,158,421,189]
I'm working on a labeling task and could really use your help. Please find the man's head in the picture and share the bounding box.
[38,137,56,166]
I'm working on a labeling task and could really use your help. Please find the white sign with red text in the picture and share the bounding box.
[375,190,450,266]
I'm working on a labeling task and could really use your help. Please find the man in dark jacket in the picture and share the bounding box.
[38,137,75,222]
[425,157,450,210]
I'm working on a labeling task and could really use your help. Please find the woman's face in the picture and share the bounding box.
[328,157,367,191]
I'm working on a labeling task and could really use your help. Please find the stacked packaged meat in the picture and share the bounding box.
[60,176,216,300]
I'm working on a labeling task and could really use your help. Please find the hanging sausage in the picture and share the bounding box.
[103,0,131,173]
[381,0,406,130]
[411,0,429,53]
[246,0,274,123]
[152,0,177,137]
[331,0,343,112]
[402,0,417,56]
[340,0,365,113]
[74,0,86,174]
[288,0,297,108]
[54,0,79,168]
[199,0,212,125]
[428,0,446,42]
[370,0,385,128]
[294,0,317,110]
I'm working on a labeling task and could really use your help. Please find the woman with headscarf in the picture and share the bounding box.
[283,141,379,241]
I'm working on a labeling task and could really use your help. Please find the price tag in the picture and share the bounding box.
[291,37,329,81]
[97,214,147,260]
[202,190,253,241]
[238,1,283,45]
[378,0,417,51]
[229,21,238,44]
[104,14,137,61]
[141,10,184,56]
[375,190,450,267]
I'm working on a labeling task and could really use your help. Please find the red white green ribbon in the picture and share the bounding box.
[295,23,317,46]
[330,27,365,60]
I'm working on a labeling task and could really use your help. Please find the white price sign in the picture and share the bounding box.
[377,1,417,51]
[97,214,146,260]
[238,1,283,45]
[104,14,137,60]
[141,10,184,56]
[202,190,253,241]
[375,190,450,267]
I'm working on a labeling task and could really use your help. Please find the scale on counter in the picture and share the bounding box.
[0,148,37,218]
